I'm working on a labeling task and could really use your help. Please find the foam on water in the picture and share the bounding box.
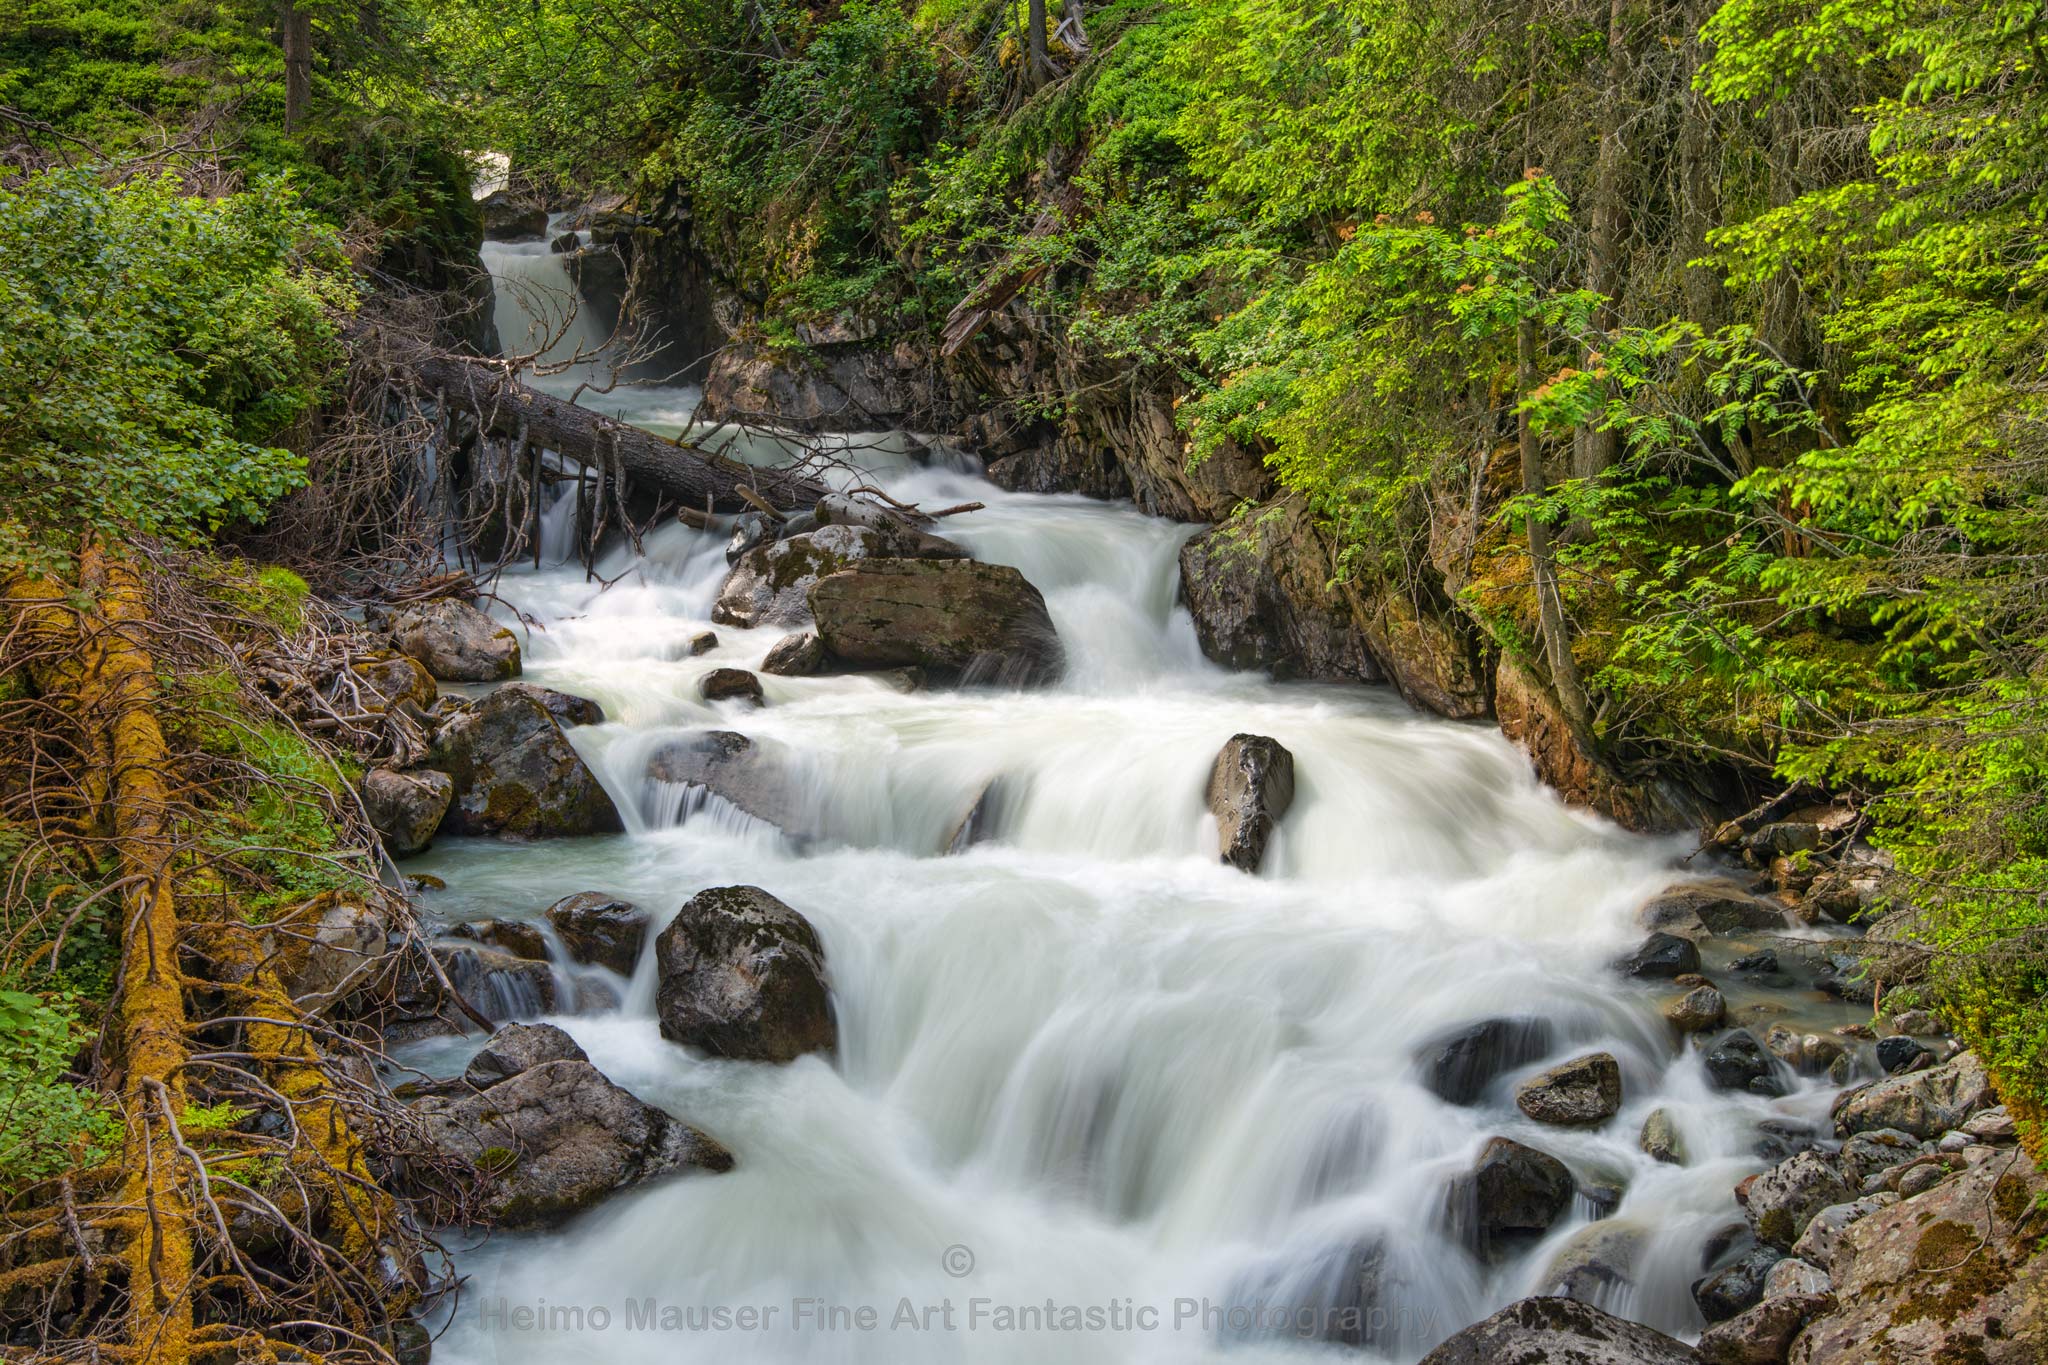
[408,254,1858,1365]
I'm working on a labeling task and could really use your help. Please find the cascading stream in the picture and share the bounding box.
[407,255,1866,1364]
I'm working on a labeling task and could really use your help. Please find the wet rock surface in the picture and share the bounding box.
[1447,1136,1574,1259]
[545,892,650,976]
[1516,1052,1623,1126]
[414,1025,732,1227]
[714,521,967,629]
[808,558,1063,686]
[699,667,765,706]
[496,681,604,727]
[654,885,835,1062]
[1415,1017,1555,1105]
[1205,734,1295,873]
[1419,1296,1699,1365]
[644,730,811,837]
[425,688,623,838]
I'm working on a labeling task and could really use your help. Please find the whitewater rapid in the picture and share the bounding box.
[408,240,1861,1364]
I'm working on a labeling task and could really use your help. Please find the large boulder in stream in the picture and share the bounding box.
[476,189,548,241]
[1638,881,1791,936]
[713,521,967,629]
[654,885,835,1062]
[388,598,521,682]
[424,688,622,839]
[414,1023,733,1227]
[807,559,1064,686]
[1418,1297,1699,1365]
[1206,734,1295,872]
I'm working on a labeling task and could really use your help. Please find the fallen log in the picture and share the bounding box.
[409,353,830,514]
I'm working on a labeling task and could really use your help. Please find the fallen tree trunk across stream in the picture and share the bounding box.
[409,353,831,515]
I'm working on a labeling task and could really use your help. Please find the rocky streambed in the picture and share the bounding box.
[261,431,2044,1365]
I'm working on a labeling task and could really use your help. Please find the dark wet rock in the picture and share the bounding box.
[808,559,1064,686]
[477,190,547,241]
[713,523,967,629]
[1415,1017,1554,1106]
[1178,510,1383,686]
[1446,1137,1574,1259]
[447,918,549,961]
[544,893,649,976]
[363,768,452,855]
[1206,734,1296,873]
[1665,985,1727,1033]
[945,778,1012,853]
[1763,1025,1847,1077]
[1876,1035,1932,1074]
[414,1055,731,1227]
[1642,1108,1687,1165]
[464,1021,587,1087]
[389,598,521,682]
[1540,1221,1647,1307]
[1833,1050,1994,1139]
[1812,951,1876,1004]
[1705,1030,1785,1096]
[549,229,580,253]
[433,940,555,1022]
[1753,1118,1824,1162]
[497,681,605,727]
[1638,881,1791,936]
[644,730,809,836]
[425,688,622,838]
[1745,1152,1854,1250]
[1516,1052,1623,1126]
[1225,1233,1430,1353]
[761,630,826,676]
[654,885,834,1063]
[1417,1296,1698,1365]
[1698,1292,1834,1365]
[1695,1244,1785,1323]
[699,667,764,706]
[687,631,719,656]
[1616,931,1703,979]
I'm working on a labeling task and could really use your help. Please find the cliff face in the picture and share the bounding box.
[599,226,1726,832]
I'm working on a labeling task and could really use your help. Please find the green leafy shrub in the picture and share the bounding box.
[0,988,117,1186]
[0,170,355,569]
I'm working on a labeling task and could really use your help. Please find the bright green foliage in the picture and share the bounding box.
[0,988,118,1185]
[0,170,354,569]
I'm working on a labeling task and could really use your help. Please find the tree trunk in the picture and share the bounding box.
[1575,0,1629,485]
[1521,320,1595,736]
[1027,0,1052,90]
[410,354,830,514]
[281,2,312,132]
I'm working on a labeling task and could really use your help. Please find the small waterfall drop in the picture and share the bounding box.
[402,244,1872,1365]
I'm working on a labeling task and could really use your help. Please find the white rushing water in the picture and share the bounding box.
[409,249,1862,1364]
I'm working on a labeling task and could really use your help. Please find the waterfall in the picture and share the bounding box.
[400,250,1873,1365]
